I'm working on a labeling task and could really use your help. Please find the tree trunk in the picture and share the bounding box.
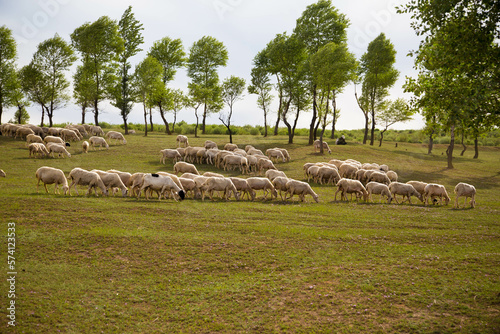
[308,86,317,145]
[158,103,172,135]
[273,116,280,136]
[447,124,455,169]
[263,107,268,137]
[143,103,148,137]
[473,137,479,159]
[370,109,375,146]
[81,106,86,125]
[94,99,99,127]
[202,103,207,134]
[194,108,199,138]
[460,131,466,156]
[0,105,2,124]
[330,96,337,140]
[40,105,45,127]
[379,129,386,147]
[428,129,434,155]
[149,107,153,132]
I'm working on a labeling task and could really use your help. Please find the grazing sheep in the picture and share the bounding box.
[44,135,65,145]
[223,154,249,174]
[203,172,225,178]
[405,181,428,197]
[47,127,63,136]
[179,177,198,198]
[328,159,344,169]
[286,179,319,203]
[176,135,189,147]
[184,146,204,163]
[246,177,278,200]
[224,143,238,151]
[89,136,109,150]
[106,169,133,188]
[199,177,239,201]
[265,169,287,181]
[307,165,321,183]
[173,161,199,175]
[195,148,207,164]
[82,141,89,153]
[272,176,290,200]
[229,177,255,200]
[313,139,331,154]
[0,170,5,177]
[160,149,182,164]
[454,182,476,209]
[68,168,108,196]
[106,131,127,144]
[60,128,81,142]
[339,163,359,179]
[129,130,136,134]
[91,170,128,197]
[47,143,71,158]
[35,166,69,195]
[335,178,369,201]
[204,140,217,149]
[423,183,450,205]
[366,182,392,203]
[215,151,234,168]
[205,148,219,165]
[386,170,398,182]
[366,171,391,185]
[89,125,104,136]
[246,155,259,173]
[26,134,44,146]
[155,172,185,192]
[317,166,341,185]
[128,172,146,197]
[266,148,286,163]
[15,127,35,139]
[273,148,291,162]
[389,182,423,204]
[139,173,185,201]
[28,143,50,158]
[247,148,264,156]
[258,158,277,175]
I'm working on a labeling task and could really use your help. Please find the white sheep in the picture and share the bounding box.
[423,183,450,205]
[317,166,341,185]
[89,125,104,136]
[266,148,286,163]
[366,171,391,185]
[61,128,81,142]
[160,149,182,164]
[205,148,220,165]
[28,143,50,158]
[204,140,217,149]
[184,146,204,163]
[229,177,255,200]
[246,177,277,200]
[89,136,109,150]
[199,177,239,201]
[196,148,207,164]
[91,169,128,197]
[406,181,428,196]
[313,139,331,154]
[47,143,71,158]
[176,135,189,147]
[366,181,392,203]
[247,148,264,156]
[265,169,287,181]
[271,176,290,200]
[203,172,225,178]
[15,126,35,139]
[386,170,398,182]
[285,179,319,203]
[105,130,127,144]
[106,169,133,188]
[82,141,89,153]
[258,158,277,175]
[339,163,359,179]
[128,172,146,197]
[306,165,321,183]
[223,155,249,174]
[224,143,238,151]
[68,168,108,196]
[389,182,423,204]
[139,173,185,201]
[44,135,65,145]
[178,177,198,198]
[35,166,69,195]
[454,182,476,209]
[335,178,368,201]
[26,134,44,146]
[155,172,185,193]
[173,161,199,175]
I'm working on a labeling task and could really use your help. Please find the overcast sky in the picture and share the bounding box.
[0,0,424,131]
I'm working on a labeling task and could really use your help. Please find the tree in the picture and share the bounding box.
[311,42,357,153]
[10,72,30,125]
[19,62,51,126]
[71,16,124,126]
[248,50,273,137]
[73,64,94,124]
[133,56,163,137]
[149,37,186,134]
[377,98,413,147]
[293,0,349,145]
[400,0,499,168]
[187,36,228,134]
[166,88,188,133]
[220,76,246,143]
[112,6,144,135]
[0,26,19,124]
[359,33,399,145]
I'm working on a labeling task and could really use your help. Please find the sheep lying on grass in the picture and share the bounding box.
[335,178,368,201]
[285,179,319,203]
[68,168,108,196]
[138,173,185,201]
[366,181,392,203]
[35,166,69,195]
[424,183,450,206]
[389,182,422,204]
[454,182,476,209]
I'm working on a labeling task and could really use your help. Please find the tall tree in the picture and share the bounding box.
[187,36,228,134]
[112,6,144,134]
[359,33,399,145]
[220,75,246,143]
[133,55,164,137]
[71,16,124,126]
[293,0,349,145]
[400,0,499,168]
[166,88,188,133]
[377,98,413,147]
[19,62,50,126]
[0,26,19,124]
[149,37,186,134]
[311,42,357,153]
[248,49,273,137]
[73,64,94,124]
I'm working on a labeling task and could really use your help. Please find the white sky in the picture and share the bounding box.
[0,0,424,130]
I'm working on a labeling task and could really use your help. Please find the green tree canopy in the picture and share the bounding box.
[220,75,246,143]
[0,26,19,124]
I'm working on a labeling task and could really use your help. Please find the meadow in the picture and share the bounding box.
[0,130,499,333]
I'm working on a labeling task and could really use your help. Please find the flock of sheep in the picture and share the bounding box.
[0,124,476,208]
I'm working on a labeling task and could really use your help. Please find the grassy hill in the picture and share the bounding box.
[1,131,499,333]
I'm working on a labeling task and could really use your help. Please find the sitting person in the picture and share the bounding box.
[336,135,347,145]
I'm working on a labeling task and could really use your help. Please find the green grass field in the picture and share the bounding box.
[1,131,499,333]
